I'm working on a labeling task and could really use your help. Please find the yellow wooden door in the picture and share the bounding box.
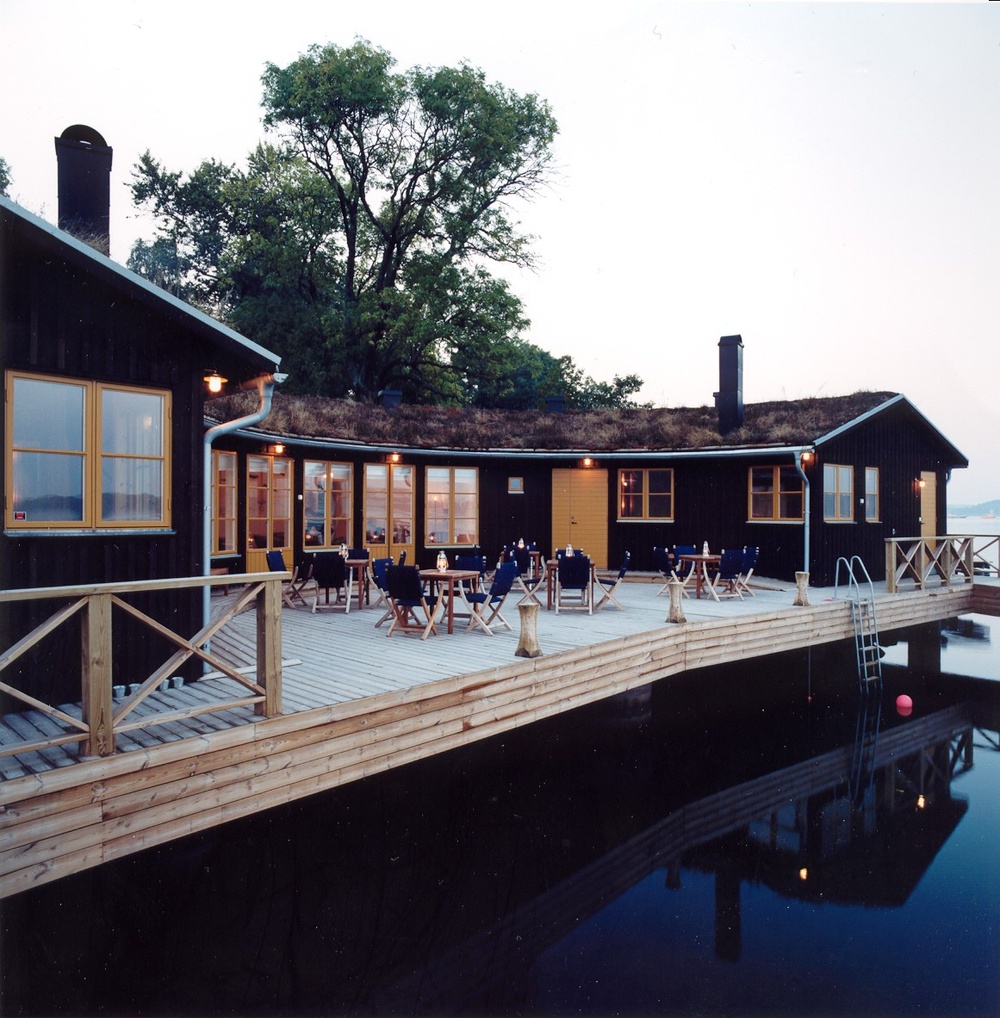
[551,468,608,568]
[920,471,937,540]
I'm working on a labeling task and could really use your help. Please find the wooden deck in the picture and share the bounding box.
[1,574,997,897]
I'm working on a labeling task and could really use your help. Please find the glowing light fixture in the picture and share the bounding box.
[798,867,808,881]
[801,450,814,463]
[204,371,227,394]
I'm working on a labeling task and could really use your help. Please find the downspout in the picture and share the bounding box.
[202,372,287,629]
[794,449,812,579]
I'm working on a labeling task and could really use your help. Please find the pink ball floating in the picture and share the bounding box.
[896,694,913,716]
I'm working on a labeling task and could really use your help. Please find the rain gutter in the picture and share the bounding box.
[202,373,286,629]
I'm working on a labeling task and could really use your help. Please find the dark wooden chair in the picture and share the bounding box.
[555,554,593,614]
[594,551,630,611]
[310,553,352,613]
[385,565,439,639]
[465,561,518,635]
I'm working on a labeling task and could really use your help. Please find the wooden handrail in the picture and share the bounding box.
[0,573,285,758]
[884,535,997,593]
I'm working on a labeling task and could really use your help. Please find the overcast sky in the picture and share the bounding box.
[2,0,997,504]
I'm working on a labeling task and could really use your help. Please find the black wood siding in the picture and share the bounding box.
[0,216,246,705]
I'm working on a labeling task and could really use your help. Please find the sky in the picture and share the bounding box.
[1,0,998,504]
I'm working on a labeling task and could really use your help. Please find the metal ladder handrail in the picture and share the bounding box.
[834,556,883,688]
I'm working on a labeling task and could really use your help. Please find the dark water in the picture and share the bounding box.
[2,616,998,1017]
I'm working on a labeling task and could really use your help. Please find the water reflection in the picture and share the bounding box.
[2,623,998,1016]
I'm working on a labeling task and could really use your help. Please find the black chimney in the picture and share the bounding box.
[55,125,112,255]
[378,389,402,408]
[714,334,744,434]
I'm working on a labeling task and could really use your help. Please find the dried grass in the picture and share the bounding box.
[205,390,898,452]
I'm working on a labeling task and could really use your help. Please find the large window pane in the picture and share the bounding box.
[102,457,163,521]
[101,389,163,456]
[13,377,85,451]
[11,451,85,520]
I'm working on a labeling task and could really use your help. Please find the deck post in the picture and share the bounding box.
[515,602,543,658]
[793,572,810,607]
[81,593,114,757]
[885,541,897,594]
[666,579,687,624]
[256,577,283,716]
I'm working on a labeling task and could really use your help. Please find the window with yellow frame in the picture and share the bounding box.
[618,468,674,520]
[748,465,804,521]
[213,450,238,554]
[5,370,171,529]
[303,460,353,548]
[425,466,478,546]
[823,464,854,522]
[865,467,880,522]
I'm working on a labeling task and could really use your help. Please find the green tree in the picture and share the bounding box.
[0,156,11,197]
[130,40,646,409]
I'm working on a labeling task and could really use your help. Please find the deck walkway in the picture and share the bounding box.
[1,574,997,896]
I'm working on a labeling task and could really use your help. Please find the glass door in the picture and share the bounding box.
[246,454,292,572]
[364,462,414,563]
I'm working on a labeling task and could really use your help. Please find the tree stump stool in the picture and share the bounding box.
[515,602,543,658]
[666,579,687,624]
[793,571,810,607]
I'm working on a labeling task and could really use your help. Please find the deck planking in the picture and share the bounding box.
[1,575,996,896]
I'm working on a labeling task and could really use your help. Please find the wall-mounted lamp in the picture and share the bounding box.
[388,451,402,464]
[204,371,228,394]
[916,477,926,489]
[800,450,814,464]
[266,443,286,456]
[581,456,595,468]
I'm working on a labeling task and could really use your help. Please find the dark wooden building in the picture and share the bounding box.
[206,336,967,589]
[1,177,280,704]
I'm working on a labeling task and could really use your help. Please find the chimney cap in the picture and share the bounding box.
[57,124,110,149]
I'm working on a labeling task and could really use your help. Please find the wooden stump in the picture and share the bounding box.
[515,602,543,658]
[666,579,687,624]
[793,571,810,607]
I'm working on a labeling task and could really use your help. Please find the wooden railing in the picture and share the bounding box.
[885,535,999,593]
[0,573,285,759]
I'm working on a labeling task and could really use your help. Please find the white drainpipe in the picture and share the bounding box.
[202,373,286,629]
[794,449,812,577]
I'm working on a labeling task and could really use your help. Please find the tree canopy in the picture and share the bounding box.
[129,40,645,409]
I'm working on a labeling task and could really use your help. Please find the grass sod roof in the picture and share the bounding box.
[205,390,900,453]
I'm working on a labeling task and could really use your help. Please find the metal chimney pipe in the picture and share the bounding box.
[55,125,112,255]
[714,335,744,434]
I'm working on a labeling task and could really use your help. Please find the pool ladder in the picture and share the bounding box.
[834,556,882,688]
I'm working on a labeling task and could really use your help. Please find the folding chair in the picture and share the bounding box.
[266,550,312,609]
[652,546,673,595]
[385,565,439,639]
[370,556,395,627]
[706,548,744,601]
[465,561,519,635]
[736,546,758,598]
[555,554,593,614]
[509,543,544,607]
[310,553,352,613]
[594,551,630,611]
[671,544,698,598]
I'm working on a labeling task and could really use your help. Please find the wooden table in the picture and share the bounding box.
[345,558,370,610]
[678,554,722,600]
[419,568,480,634]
